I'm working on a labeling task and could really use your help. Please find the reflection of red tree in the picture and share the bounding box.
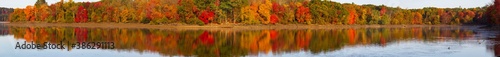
[269,30,281,51]
[494,44,500,57]
[489,34,500,56]
[199,31,214,45]
[348,29,357,45]
[270,30,278,40]
[459,31,466,39]
[146,33,156,51]
[75,27,88,42]
[380,34,386,46]
[441,30,451,38]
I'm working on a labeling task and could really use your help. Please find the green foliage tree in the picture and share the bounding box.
[308,0,335,24]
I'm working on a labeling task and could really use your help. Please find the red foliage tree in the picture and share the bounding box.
[93,2,102,7]
[272,2,284,14]
[270,14,279,24]
[271,2,284,25]
[438,10,451,24]
[198,10,215,24]
[380,6,387,16]
[178,0,182,5]
[486,0,500,25]
[76,6,88,23]
[75,7,81,22]
[458,12,465,19]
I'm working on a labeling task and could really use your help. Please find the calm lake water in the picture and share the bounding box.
[0,24,499,57]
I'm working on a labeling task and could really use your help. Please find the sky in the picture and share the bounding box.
[332,0,492,9]
[0,0,100,8]
[0,0,493,9]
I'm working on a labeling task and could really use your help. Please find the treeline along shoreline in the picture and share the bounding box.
[5,0,500,26]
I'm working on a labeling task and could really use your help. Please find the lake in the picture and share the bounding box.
[0,24,499,57]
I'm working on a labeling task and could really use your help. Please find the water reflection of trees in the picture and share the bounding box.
[0,24,9,36]
[8,27,476,56]
[487,33,500,57]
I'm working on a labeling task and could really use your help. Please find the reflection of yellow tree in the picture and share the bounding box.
[258,30,272,53]
[358,29,368,45]
[239,31,260,54]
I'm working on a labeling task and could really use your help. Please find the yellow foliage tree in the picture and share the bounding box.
[240,4,260,24]
[258,0,272,24]
[119,8,130,23]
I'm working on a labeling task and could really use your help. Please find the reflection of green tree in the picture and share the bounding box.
[309,29,344,54]
[8,26,477,56]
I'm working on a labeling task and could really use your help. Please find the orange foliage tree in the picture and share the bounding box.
[463,10,475,23]
[296,5,311,24]
[24,6,35,22]
[347,8,358,25]
[412,12,423,24]
[37,5,51,21]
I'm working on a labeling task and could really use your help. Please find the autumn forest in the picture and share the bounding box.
[6,0,500,25]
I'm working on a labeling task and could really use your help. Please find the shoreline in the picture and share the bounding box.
[2,22,478,30]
